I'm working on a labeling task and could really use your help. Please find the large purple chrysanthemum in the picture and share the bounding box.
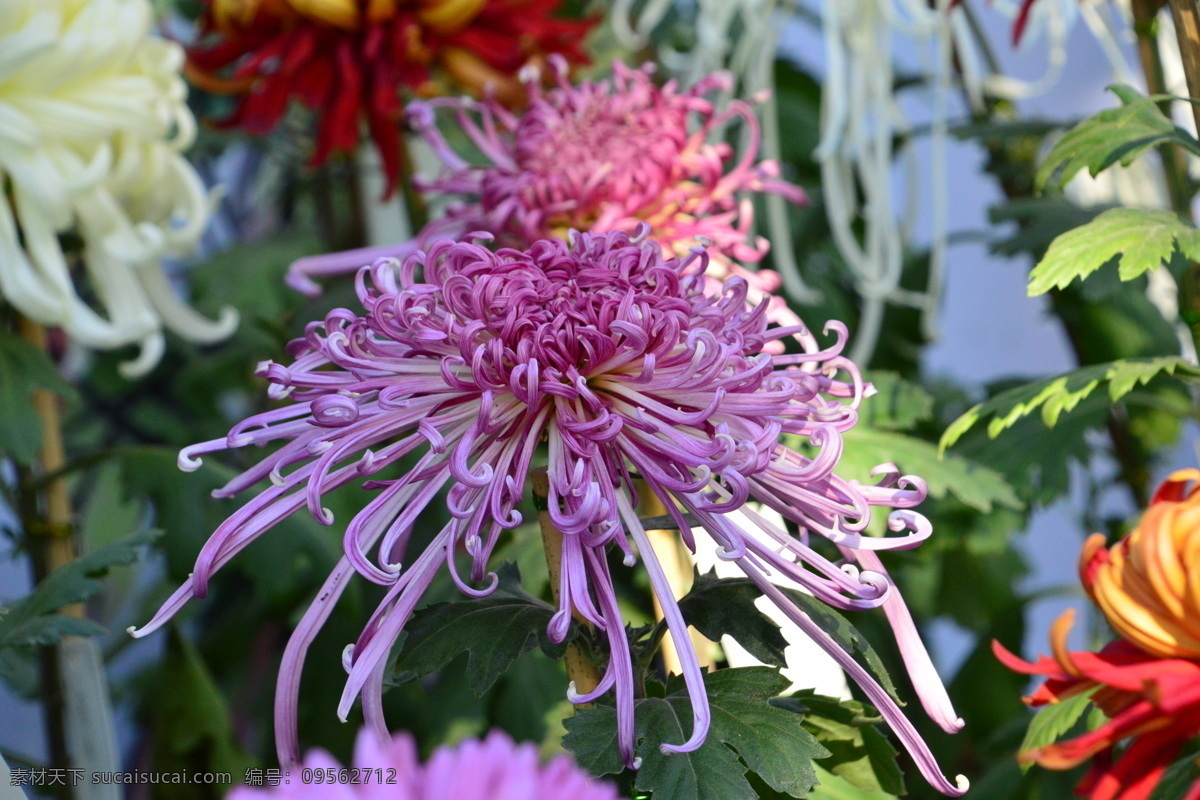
[230,729,622,800]
[286,58,804,330]
[133,227,965,794]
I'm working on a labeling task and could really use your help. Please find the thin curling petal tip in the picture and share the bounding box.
[148,229,961,790]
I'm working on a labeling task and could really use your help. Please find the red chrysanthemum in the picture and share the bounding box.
[995,470,1200,800]
[995,612,1200,800]
[186,0,593,194]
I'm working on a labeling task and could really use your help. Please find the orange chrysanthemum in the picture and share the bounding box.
[1080,469,1200,660]
[995,611,1200,800]
[186,0,593,194]
[994,471,1200,800]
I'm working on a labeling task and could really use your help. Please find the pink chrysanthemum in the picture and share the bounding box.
[133,227,964,795]
[230,729,622,800]
[287,58,805,331]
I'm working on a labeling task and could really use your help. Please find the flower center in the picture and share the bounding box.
[436,234,696,379]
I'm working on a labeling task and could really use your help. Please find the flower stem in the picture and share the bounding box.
[1166,0,1200,351]
[1169,0,1200,132]
[1132,0,1194,217]
[531,469,601,705]
[17,318,120,799]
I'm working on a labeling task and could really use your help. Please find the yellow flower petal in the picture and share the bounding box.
[1088,473,1200,659]
[290,0,360,29]
[417,0,487,34]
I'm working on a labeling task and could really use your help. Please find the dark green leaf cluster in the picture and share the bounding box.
[564,668,829,800]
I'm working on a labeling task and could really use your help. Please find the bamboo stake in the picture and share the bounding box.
[637,483,715,676]
[17,318,120,800]
[17,319,77,602]
[531,468,602,704]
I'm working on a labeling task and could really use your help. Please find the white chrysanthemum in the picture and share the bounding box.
[0,0,237,376]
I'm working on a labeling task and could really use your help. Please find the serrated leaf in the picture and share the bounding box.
[1037,84,1200,191]
[0,531,157,648]
[564,668,829,800]
[676,573,788,667]
[1017,688,1096,772]
[0,646,39,696]
[390,563,568,696]
[1085,704,1108,732]
[0,333,77,465]
[837,428,1022,513]
[1148,747,1200,800]
[777,692,905,796]
[562,703,625,777]
[860,373,935,431]
[697,670,827,798]
[954,405,1097,507]
[1027,208,1200,295]
[634,695,755,800]
[939,357,1200,452]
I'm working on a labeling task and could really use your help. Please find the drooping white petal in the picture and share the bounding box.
[0,0,236,374]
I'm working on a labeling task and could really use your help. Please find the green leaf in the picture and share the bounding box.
[939,356,1200,452]
[486,649,568,743]
[956,403,1097,507]
[808,764,897,799]
[150,628,256,785]
[564,668,829,800]
[0,333,77,465]
[1017,689,1097,773]
[1085,704,1109,732]
[1037,84,1200,191]
[777,692,905,796]
[676,572,788,667]
[859,373,935,431]
[562,703,624,778]
[0,647,39,696]
[1027,208,1200,295]
[0,532,157,648]
[390,563,568,696]
[1148,746,1200,800]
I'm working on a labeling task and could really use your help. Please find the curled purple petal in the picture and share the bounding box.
[146,228,962,793]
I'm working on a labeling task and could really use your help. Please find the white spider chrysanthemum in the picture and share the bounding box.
[0,0,237,376]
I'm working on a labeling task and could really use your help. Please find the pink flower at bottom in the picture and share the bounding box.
[230,729,622,800]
